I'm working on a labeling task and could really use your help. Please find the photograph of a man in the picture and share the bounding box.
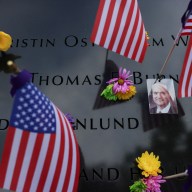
[147,79,178,114]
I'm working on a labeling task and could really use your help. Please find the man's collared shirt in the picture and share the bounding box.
[156,102,171,113]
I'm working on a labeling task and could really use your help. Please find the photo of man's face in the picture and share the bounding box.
[147,79,178,114]
[152,83,170,110]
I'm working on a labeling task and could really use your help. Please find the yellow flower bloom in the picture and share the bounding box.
[136,151,162,177]
[0,31,12,51]
[116,85,136,100]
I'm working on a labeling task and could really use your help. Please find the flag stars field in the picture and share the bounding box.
[19,98,24,102]
[16,114,20,118]
[27,108,32,112]
[34,105,38,109]
[30,122,34,126]
[21,89,26,93]
[24,103,28,107]
[17,106,22,110]
[25,94,30,99]
[10,83,56,133]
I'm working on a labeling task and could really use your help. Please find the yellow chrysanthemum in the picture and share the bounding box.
[116,85,136,100]
[0,31,12,51]
[136,151,162,177]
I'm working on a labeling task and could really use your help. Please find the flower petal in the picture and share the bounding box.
[118,67,122,77]
[121,68,128,79]
[124,80,133,85]
[113,82,119,94]
[107,78,118,84]
[136,151,162,178]
[121,83,129,93]
[115,85,122,93]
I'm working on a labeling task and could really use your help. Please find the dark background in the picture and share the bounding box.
[0,0,191,191]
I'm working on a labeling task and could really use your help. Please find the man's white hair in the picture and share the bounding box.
[152,82,168,91]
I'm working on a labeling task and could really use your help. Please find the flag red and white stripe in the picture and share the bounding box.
[0,106,80,192]
[178,36,192,98]
[181,15,192,36]
[90,0,148,63]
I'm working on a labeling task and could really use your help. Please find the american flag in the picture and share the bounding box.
[178,13,192,98]
[178,36,192,98]
[181,15,192,36]
[90,0,148,63]
[0,82,80,191]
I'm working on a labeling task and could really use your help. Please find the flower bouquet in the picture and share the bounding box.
[130,151,166,192]
[101,67,136,101]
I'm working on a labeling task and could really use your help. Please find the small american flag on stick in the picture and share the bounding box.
[178,9,192,98]
[0,71,80,192]
[178,35,192,98]
[90,0,148,63]
[181,15,192,36]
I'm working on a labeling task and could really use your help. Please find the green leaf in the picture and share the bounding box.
[100,84,117,101]
[129,180,146,192]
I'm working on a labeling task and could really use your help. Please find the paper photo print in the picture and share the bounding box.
[147,79,178,114]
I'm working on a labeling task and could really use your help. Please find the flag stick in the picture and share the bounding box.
[156,8,192,82]
[158,28,182,77]
[164,170,188,179]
